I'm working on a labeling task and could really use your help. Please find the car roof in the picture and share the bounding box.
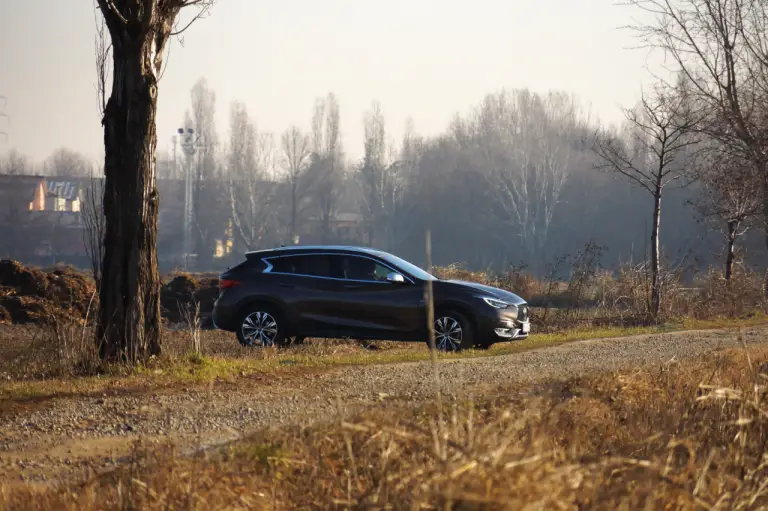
[245,245,389,259]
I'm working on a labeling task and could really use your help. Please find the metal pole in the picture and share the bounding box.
[179,127,203,270]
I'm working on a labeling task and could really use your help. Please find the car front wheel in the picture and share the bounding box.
[237,307,288,348]
[429,311,474,352]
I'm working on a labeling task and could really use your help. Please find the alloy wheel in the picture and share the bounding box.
[434,316,463,351]
[241,311,279,347]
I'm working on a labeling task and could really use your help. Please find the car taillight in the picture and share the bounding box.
[218,279,241,289]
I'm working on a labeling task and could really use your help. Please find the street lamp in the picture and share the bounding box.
[177,127,204,269]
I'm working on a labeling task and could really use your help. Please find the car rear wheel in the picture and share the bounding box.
[430,311,474,352]
[237,307,288,348]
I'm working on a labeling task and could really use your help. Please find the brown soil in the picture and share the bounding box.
[0,260,96,325]
[0,261,220,327]
[160,273,219,327]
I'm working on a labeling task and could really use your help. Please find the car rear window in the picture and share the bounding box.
[267,254,333,278]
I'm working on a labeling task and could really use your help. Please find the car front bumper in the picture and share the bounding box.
[476,305,531,342]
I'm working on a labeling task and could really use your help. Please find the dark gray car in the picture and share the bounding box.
[212,246,530,350]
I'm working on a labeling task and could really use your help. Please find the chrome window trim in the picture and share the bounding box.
[261,252,415,284]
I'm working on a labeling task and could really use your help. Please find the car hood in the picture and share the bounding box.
[440,279,527,305]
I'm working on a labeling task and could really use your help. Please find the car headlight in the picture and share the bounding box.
[482,297,511,309]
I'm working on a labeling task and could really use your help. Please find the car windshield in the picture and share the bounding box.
[375,252,436,281]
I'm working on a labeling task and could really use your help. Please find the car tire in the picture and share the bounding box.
[429,310,475,352]
[236,305,289,348]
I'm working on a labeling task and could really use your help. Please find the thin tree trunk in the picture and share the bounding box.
[97,34,162,362]
[650,188,662,318]
[764,174,768,250]
[725,220,737,282]
[764,174,768,294]
[290,181,297,242]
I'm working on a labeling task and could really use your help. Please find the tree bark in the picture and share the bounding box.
[725,220,738,282]
[97,9,166,362]
[650,187,662,319]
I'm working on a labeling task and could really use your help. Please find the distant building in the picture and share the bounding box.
[0,175,54,261]
[0,175,46,215]
[45,178,85,212]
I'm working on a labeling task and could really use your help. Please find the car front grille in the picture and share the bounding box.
[517,305,529,322]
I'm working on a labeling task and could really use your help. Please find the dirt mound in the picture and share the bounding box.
[0,262,220,327]
[160,274,218,327]
[0,260,96,324]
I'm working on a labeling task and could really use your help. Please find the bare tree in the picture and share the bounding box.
[189,77,222,267]
[228,102,276,251]
[44,148,93,177]
[385,121,425,251]
[94,9,110,118]
[0,149,33,175]
[359,100,387,246]
[593,84,700,316]
[307,93,343,243]
[280,126,311,242]
[693,146,763,280]
[95,0,213,362]
[471,89,586,269]
[628,0,768,245]
[82,173,105,289]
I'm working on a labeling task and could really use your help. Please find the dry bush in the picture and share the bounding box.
[685,267,768,319]
[433,263,496,285]
[495,265,542,299]
[5,345,768,509]
[0,314,102,380]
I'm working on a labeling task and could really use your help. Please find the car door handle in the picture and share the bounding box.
[343,284,362,289]
[278,283,294,288]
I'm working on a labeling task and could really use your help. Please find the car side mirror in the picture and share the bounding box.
[386,272,406,284]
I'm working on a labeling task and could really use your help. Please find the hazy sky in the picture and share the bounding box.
[0,0,663,165]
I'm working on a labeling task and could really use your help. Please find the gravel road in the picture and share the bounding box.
[1,325,766,484]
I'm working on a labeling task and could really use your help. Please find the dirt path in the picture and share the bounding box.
[1,325,766,485]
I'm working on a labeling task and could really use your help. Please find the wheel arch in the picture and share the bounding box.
[234,296,290,325]
[433,300,478,335]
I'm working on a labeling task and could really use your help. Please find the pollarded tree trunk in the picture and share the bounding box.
[98,36,162,362]
[96,1,194,362]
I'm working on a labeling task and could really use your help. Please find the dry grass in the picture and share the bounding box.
[3,343,768,510]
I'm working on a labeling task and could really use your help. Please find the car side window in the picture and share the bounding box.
[268,255,333,278]
[342,256,391,282]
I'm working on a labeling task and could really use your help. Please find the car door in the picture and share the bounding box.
[264,253,349,336]
[331,254,425,341]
